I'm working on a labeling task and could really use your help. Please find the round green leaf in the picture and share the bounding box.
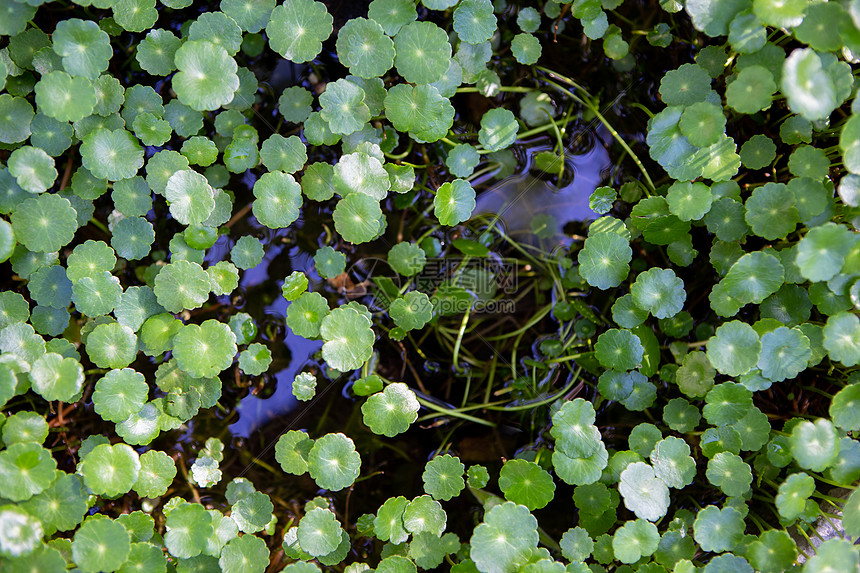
[594,329,644,371]
[0,442,57,502]
[389,291,433,331]
[307,432,361,491]
[453,0,495,44]
[134,449,177,498]
[319,306,374,371]
[478,108,519,152]
[164,170,215,226]
[173,320,237,378]
[823,312,860,366]
[252,171,302,229]
[79,442,140,497]
[727,66,776,114]
[153,260,211,313]
[297,508,342,557]
[173,40,239,111]
[434,179,476,226]
[630,268,685,319]
[790,418,840,471]
[651,436,696,489]
[30,352,84,402]
[267,0,333,63]
[796,223,856,283]
[286,292,330,338]
[722,251,784,305]
[706,321,761,377]
[291,371,316,401]
[775,472,815,521]
[275,430,313,475]
[619,462,670,521]
[498,459,555,511]
[706,452,752,497]
[511,33,541,65]
[692,506,744,553]
[52,19,112,79]
[757,326,811,382]
[337,17,394,78]
[361,382,419,437]
[578,231,632,290]
[470,502,539,573]
[72,517,131,573]
[423,454,465,501]
[333,193,384,244]
[394,21,452,84]
[165,503,213,559]
[319,79,370,136]
[86,323,138,369]
[80,128,144,182]
[781,48,836,121]
[830,384,860,431]
[613,519,659,564]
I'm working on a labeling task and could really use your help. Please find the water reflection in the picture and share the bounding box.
[230,247,322,437]
[473,127,611,242]
[230,295,322,437]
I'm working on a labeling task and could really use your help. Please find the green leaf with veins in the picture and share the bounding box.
[721,251,784,305]
[336,18,394,78]
[333,193,384,244]
[706,452,752,496]
[52,19,112,79]
[790,418,840,471]
[594,329,644,371]
[333,151,389,199]
[578,231,632,290]
[375,496,409,544]
[165,502,212,559]
[368,0,417,35]
[80,442,140,498]
[498,459,555,510]
[394,21,452,85]
[267,0,333,63]
[478,108,519,152]
[659,63,711,106]
[307,433,361,491]
[630,268,685,319]
[275,430,313,475]
[469,502,538,573]
[172,40,239,111]
[706,321,761,377]
[389,291,433,331]
[823,312,860,367]
[434,179,476,226]
[692,506,744,553]
[423,454,465,501]
[319,79,370,135]
[619,462,670,521]
[757,326,810,382]
[453,0,496,44]
[650,437,695,489]
[744,182,799,240]
[72,517,132,573]
[172,320,237,378]
[830,384,860,431]
[404,494,446,536]
[782,47,837,121]
[727,65,776,114]
[361,382,419,437]
[613,519,659,564]
[703,382,753,426]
